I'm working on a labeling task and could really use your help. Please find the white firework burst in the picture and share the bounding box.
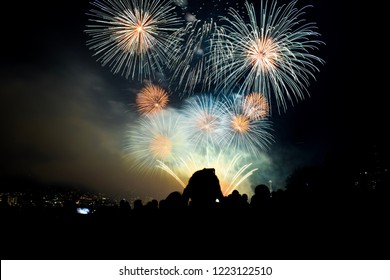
[209,0,325,113]
[85,0,184,81]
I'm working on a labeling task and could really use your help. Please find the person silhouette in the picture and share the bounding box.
[182,168,224,209]
[250,184,271,211]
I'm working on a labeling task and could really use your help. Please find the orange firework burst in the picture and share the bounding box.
[136,84,169,116]
[242,92,269,120]
[231,114,250,133]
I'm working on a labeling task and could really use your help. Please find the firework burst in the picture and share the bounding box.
[85,0,184,81]
[242,92,269,121]
[93,0,327,198]
[135,84,169,116]
[219,94,275,157]
[210,0,325,113]
[180,93,225,153]
[123,108,190,173]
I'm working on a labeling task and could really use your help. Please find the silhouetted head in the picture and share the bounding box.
[231,190,240,197]
[166,191,183,201]
[255,184,270,197]
[163,191,186,209]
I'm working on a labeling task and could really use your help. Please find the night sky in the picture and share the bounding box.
[1,0,385,201]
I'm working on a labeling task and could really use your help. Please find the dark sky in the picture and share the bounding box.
[1,0,385,201]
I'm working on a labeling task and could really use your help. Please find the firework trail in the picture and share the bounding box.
[157,151,259,196]
[209,0,325,113]
[85,0,184,81]
[166,19,227,98]
[135,83,170,116]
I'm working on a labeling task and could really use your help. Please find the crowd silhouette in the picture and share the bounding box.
[2,164,390,260]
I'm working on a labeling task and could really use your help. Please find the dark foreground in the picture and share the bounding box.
[2,190,389,260]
